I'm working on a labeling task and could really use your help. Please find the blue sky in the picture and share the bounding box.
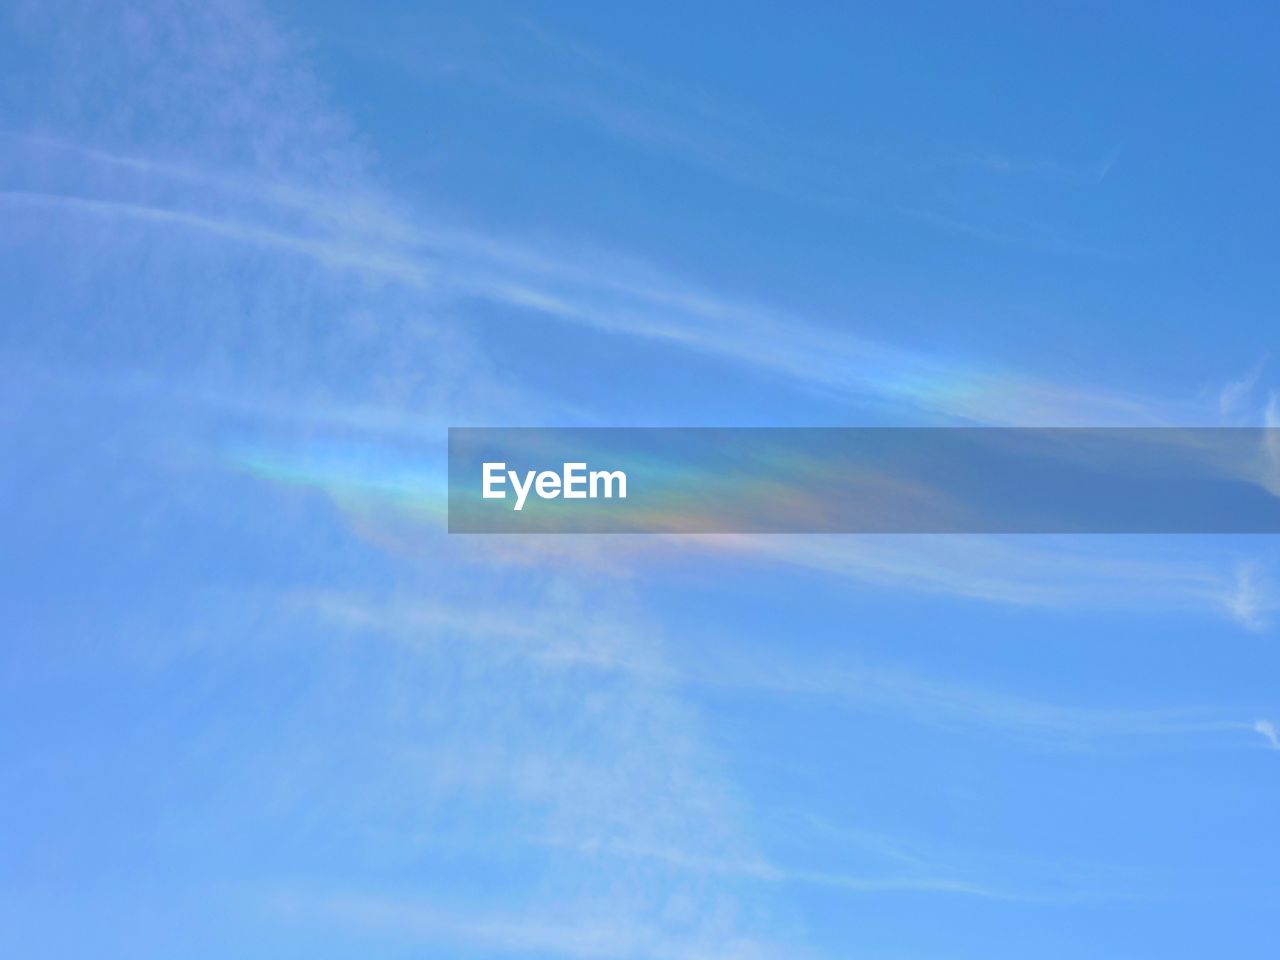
[2,2,1279,957]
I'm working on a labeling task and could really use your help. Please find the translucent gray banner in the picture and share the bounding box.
[448,428,1280,533]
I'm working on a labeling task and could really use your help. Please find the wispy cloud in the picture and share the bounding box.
[276,891,799,960]
[528,834,1050,902]
[903,206,1136,261]
[1253,719,1280,751]
[1217,356,1269,418]
[1223,561,1270,631]
[942,146,1123,185]
[0,132,1209,428]
[296,590,1275,755]
[358,15,873,214]
[0,188,435,285]
[674,535,1277,630]
[696,649,1269,754]
[274,587,1256,917]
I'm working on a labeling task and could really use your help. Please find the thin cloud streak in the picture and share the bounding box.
[527,834,1149,904]
[1254,719,1280,751]
[295,590,1275,752]
[695,652,1266,751]
[276,892,799,960]
[0,133,1205,427]
[0,189,435,286]
[685,535,1276,629]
